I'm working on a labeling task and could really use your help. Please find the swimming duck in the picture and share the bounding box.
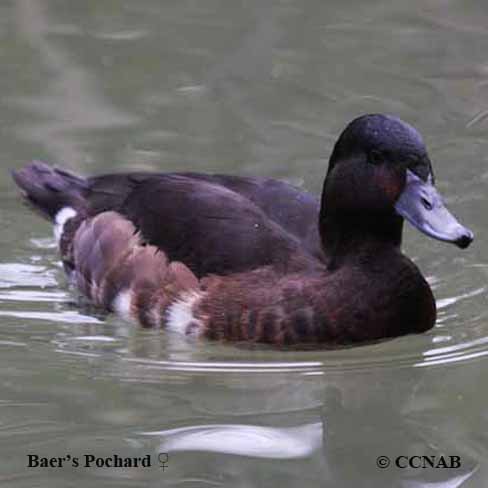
[12,114,473,345]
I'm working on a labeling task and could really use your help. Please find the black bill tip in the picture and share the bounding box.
[454,229,474,249]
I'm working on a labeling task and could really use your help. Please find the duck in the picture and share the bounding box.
[12,114,474,345]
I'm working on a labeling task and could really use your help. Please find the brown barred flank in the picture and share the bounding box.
[69,211,199,325]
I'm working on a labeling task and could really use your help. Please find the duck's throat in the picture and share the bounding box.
[319,212,404,270]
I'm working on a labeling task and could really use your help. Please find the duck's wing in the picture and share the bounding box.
[116,174,315,277]
[86,171,322,260]
[177,173,322,258]
[12,162,319,277]
[12,162,321,256]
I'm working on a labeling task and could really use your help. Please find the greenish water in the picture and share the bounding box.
[1,0,488,486]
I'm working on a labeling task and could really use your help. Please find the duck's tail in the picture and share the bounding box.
[12,163,203,329]
[11,161,88,221]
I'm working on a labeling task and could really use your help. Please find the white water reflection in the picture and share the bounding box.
[0,309,101,324]
[143,422,322,459]
[402,466,478,488]
[0,290,69,302]
[0,263,57,288]
[437,286,486,310]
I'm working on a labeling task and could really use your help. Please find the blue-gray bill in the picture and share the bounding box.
[395,170,474,249]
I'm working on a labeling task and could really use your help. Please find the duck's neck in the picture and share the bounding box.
[319,211,404,270]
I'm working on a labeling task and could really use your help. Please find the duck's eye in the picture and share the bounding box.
[369,150,384,165]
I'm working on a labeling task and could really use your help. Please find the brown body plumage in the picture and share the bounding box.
[12,114,473,346]
[58,209,434,344]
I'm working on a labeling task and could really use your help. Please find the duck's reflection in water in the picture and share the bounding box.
[137,368,482,488]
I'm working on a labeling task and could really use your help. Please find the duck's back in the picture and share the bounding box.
[84,171,322,259]
[13,162,322,277]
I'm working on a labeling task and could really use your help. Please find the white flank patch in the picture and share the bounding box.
[112,288,133,321]
[54,207,77,244]
[166,290,205,336]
